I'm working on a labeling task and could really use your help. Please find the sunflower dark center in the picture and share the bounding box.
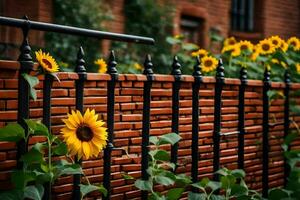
[240,45,248,50]
[204,60,213,67]
[290,41,296,46]
[229,40,235,45]
[76,125,94,142]
[272,40,278,45]
[42,58,53,69]
[262,43,270,51]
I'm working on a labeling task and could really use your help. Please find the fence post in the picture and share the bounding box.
[170,56,182,167]
[103,51,118,200]
[141,55,154,199]
[42,73,54,200]
[213,59,224,181]
[284,69,291,186]
[238,66,247,170]
[17,16,34,169]
[72,46,87,200]
[262,67,271,198]
[191,56,202,187]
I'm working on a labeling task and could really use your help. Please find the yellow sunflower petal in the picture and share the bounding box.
[82,142,91,159]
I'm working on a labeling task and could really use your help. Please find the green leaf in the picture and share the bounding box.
[121,172,135,180]
[150,149,170,161]
[284,132,298,146]
[166,37,181,45]
[80,184,105,197]
[268,188,290,200]
[22,73,39,101]
[182,43,199,51]
[149,136,159,145]
[134,179,153,191]
[25,119,49,136]
[231,169,246,178]
[231,184,248,197]
[20,148,44,164]
[158,133,181,145]
[166,188,185,200]
[24,184,44,200]
[155,175,174,186]
[188,192,206,200]
[174,173,192,187]
[57,163,83,176]
[11,170,36,189]
[0,189,24,200]
[0,123,25,142]
[207,181,221,191]
[220,175,236,189]
[52,142,68,156]
[216,168,229,176]
[210,194,226,200]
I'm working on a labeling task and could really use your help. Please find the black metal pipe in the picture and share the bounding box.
[16,18,33,169]
[213,59,224,182]
[262,67,271,198]
[72,47,87,200]
[103,51,118,200]
[141,55,154,199]
[191,56,202,188]
[238,67,247,170]
[42,73,53,200]
[0,16,155,45]
[170,56,182,168]
[284,69,291,186]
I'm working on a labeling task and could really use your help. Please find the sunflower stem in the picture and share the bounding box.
[47,138,52,199]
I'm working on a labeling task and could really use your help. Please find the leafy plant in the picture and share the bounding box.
[0,120,106,200]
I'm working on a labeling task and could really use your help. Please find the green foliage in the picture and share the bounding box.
[113,0,174,74]
[22,74,39,101]
[44,0,112,72]
[0,119,104,199]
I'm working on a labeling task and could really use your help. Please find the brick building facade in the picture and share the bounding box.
[0,0,299,59]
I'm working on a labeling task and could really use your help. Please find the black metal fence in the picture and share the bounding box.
[0,16,292,199]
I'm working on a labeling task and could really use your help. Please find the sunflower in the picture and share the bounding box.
[134,63,143,70]
[221,44,241,57]
[250,46,260,61]
[61,109,107,160]
[95,59,107,73]
[223,37,237,46]
[269,36,283,49]
[35,50,59,73]
[280,40,289,52]
[201,56,218,73]
[287,37,300,51]
[257,39,275,55]
[238,40,254,52]
[296,63,300,73]
[191,49,208,57]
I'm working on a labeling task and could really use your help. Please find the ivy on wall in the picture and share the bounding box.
[45,0,112,72]
[113,0,175,74]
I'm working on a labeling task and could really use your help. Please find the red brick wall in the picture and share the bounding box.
[1,61,300,199]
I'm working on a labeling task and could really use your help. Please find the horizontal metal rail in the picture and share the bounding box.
[0,16,155,45]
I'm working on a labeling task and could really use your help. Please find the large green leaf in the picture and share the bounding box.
[0,123,25,142]
[24,184,44,200]
[268,188,290,200]
[80,184,107,197]
[134,179,153,191]
[166,188,184,200]
[220,175,236,189]
[0,189,23,200]
[230,184,248,197]
[11,170,36,189]
[158,133,181,145]
[20,148,44,165]
[25,119,49,136]
[57,163,83,176]
[149,136,159,145]
[52,142,68,156]
[22,73,39,101]
[188,192,206,200]
[231,169,246,178]
[155,175,174,186]
[150,149,170,161]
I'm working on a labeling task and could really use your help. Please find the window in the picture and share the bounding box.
[180,15,204,45]
[231,0,254,32]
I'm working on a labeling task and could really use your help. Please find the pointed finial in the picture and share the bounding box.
[216,58,225,83]
[193,56,202,80]
[171,56,182,77]
[240,67,247,85]
[143,54,154,75]
[75,46,86,73]
[107,50,118,74]
[18,16,32,63]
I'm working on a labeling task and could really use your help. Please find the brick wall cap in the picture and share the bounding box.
[291,83,300,89]
[86,73,111,81]
[224,78,241,85]
[246,80,263,86]
[271,82,285,89]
